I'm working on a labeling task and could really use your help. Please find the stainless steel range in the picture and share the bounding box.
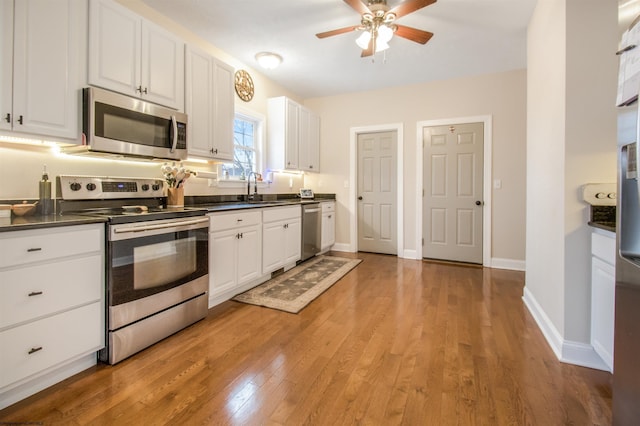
[57,175,209,364]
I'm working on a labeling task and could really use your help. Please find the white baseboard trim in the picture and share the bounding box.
[490,257,525,271]
[523,287,612,373]
[522,287,563,359]
[208,274,270,308]
[562,340,611,372]
[331,243,354,253]
[402,249,418,259]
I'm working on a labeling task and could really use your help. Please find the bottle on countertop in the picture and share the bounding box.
[39,165,52,215]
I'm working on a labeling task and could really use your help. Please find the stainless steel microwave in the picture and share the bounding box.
[65,87,188,160]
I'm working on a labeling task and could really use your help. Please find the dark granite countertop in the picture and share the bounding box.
[0,214,108,233]
[588,205,616,233]
[588,221,616,233]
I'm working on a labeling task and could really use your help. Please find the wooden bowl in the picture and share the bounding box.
[12,202,37,216]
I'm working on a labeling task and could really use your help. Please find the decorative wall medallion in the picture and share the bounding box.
[234,69,254,102]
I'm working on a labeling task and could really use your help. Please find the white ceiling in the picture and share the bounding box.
[141,0,537,99]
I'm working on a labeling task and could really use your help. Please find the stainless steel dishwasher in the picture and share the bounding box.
[300,202,321,262]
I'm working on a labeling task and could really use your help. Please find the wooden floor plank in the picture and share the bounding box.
[0,253,612,425]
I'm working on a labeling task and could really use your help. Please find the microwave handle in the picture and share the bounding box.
[170,115,178,153]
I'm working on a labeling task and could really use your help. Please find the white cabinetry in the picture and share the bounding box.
[591,229,615,372]
[268,97,321,172]
[89,0,184,110]
[320,201,336,253]
[0,224,104,409]
[299,108,320,172]
[262,205,301,274]
[0,0,86,140]
[209,210,262,307]
[185,45,234,160]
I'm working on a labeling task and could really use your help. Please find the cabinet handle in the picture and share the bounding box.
[27,247,42,252]
[328,215,332,218]
[17,115,23,125]
[28,291,43,297]
[309,165,313,169]
[211,148,218,154]
[143,87,148,94]
[28,346,43,355]
[236,219,243,222]
[136,85,142,93]
[4,113,9,123]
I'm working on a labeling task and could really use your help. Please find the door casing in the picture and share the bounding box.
[417,116,493,266]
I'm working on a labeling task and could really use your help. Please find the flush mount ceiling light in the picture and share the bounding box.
[255,52,283,70]
[316,0,436,58]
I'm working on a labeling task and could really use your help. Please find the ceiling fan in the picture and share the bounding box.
[316,0,436,57]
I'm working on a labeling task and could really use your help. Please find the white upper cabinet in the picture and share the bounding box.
[299,107,320,172]
[1,0,86,139]
[88,0,184,110]
[267,96,320,172]
[185,45,234,160]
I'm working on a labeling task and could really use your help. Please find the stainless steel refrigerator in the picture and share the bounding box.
[615,104,640,423]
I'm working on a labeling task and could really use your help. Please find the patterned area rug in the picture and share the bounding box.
[232,255,362,313]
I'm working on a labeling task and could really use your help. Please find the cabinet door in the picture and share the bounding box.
[12,0,83,139]
[285,99,299,169]
[185,46,213,158]
[210,229,238,297]
[298,107,320,172]
[211,58,234,161]
[236,225,262,286]
[140,19,184,110]
[0,0,12,132]
[284,218,302,264]
[88,0,140,98]
[322,212,336,250]
[592,257,615,371]
[262,221,285,274]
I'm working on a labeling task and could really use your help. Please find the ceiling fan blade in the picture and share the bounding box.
[343,0,371,15]
[389,0,437,19]
[361,39,374,57]
[316,26,359,38]
[394,24,434,44]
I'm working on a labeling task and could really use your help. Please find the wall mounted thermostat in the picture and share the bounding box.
[299,188,314,199]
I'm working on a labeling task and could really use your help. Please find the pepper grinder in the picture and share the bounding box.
[39,165,52,215]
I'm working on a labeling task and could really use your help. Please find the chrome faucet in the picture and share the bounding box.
[247,171,258,200]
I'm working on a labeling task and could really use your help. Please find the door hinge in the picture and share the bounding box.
[422,238,424,246]
[422,189,424,197]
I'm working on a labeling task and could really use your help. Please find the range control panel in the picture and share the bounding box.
[57,175,164,200]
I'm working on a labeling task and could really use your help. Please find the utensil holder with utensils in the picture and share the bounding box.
[167,187,184,207]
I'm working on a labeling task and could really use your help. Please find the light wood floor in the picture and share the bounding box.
[0,252,612,425]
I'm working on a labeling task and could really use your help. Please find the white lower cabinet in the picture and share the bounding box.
[591,229,615,372]
[208,210,262,307]
[320,201,336,253]
[262,206,301,275]
[0,224,105,409]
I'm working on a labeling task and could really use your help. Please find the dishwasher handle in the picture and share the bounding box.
[304,208,321,213]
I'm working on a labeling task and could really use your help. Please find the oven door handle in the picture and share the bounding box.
[113,217,209,234]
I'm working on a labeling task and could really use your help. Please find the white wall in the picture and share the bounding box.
[305,69,527,266]
[525,0,617,365]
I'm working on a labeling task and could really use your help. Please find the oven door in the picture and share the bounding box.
[107,216,208,308]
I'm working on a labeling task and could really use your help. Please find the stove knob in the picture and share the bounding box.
[70,182,82,191]
[86,183,97,191]
[141,184,150,191]
[152,184,161,191]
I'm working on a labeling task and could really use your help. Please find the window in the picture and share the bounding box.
[222,111,262,178]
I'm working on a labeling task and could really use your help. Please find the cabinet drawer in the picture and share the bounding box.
[592,232,616,266]
[0,255,103,329]
[209,210,261,232]
[262,205,301,223]
[321,202,335,213]
[0,225,102,269]
[0,302,103,388]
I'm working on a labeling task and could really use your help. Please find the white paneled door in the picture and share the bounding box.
[357,131,397,255]
[423,123,484,264]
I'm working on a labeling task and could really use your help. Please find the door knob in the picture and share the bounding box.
[475,200,483,206]
[358,196,363,200]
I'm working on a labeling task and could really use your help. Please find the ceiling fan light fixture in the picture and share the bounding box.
[356,31,372,49]
[378,24,393,43]
[255,52,283,70]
